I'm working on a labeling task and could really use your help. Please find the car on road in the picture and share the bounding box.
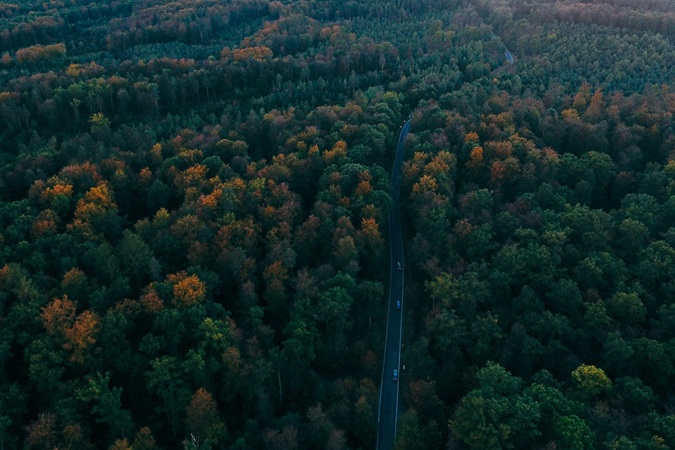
[393,369,398,382]
[396,300,401,310]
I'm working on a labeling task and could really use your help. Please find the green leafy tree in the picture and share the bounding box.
[553,415,595,450]
[76,372,134,440]
[395,410,441,450]
[146,356,190,439]
[450,363,541,449]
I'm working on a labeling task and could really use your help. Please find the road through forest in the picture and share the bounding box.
[376,117,411,450]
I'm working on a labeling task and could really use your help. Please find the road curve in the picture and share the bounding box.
[376,117,411,450]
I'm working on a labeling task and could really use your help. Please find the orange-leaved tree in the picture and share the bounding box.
[168,272,206,308]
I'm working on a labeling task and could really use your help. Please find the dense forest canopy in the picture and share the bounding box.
[1,0,675,448]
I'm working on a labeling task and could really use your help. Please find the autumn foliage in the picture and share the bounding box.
[41,296,100,363]
[170,272,207,307]
[2,0,675,448]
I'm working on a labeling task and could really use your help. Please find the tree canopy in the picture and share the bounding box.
[2,0,675,448]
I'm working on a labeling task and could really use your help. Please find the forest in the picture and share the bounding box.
[1,0,675,448]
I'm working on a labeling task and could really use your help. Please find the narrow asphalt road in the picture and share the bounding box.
[376,117,411,450]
